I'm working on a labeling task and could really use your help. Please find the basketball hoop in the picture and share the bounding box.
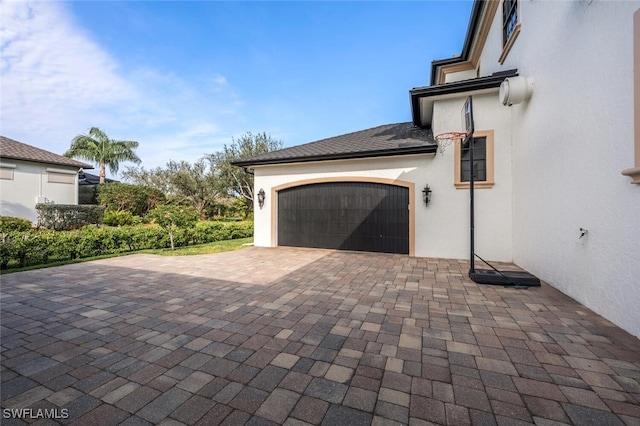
[434,131,468,153]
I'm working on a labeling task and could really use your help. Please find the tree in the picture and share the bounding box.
[96,182,166,216]
[121,165,173,195]
[147,205,199,250]
[165,159,222,215]
[65,127,141,183]
[210,132,283,211]
[122,157,222,217]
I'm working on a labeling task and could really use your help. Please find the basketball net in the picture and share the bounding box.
[434,131,468,154]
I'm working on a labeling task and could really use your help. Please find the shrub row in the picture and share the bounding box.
[36,204,105,230]
[103,210,144,227]
[0,221,253,269]
[0,216,33,233]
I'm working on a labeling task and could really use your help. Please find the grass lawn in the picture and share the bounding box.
[141,237,253,256]
[1,237,253,274]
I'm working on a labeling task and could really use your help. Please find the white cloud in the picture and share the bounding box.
[210,74,229,90]
[0,0,245,176]
[1,1,137,140]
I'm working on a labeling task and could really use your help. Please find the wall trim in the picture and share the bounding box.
[441,62,475,83]
[454,130,495,189]
[270,176,415,256]
[435,0,500,84]
[622,8,640,184]
[499,23,521,64]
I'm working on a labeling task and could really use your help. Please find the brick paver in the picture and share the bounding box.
[1,247,639,425]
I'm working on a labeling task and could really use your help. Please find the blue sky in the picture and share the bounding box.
[1,1,472,178]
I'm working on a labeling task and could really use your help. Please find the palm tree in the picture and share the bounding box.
[65,127,141,183]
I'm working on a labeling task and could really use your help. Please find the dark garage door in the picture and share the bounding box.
[278,182,409,254]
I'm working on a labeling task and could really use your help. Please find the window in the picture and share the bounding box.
[461,137,487,182]
[0,167,13,180]
[499,0,521,64]
[0,163,16,180]
[503,0,518,46]
[0,168,14,180]
[455,130,494,189]
[47,171,76,184]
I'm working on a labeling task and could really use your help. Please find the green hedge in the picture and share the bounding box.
[36,204,105,230]
[0,221,253,270]
[103,210,143,227]
[0,216,33,233]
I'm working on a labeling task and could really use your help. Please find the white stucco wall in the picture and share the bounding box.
[253,124,513,262]
[431,92,514,263]
[0,159,80,223]
[475,1,640,338]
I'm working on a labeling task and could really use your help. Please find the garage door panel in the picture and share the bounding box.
[277,182,409,254]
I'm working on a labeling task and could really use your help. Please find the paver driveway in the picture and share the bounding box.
[1,247,639,425]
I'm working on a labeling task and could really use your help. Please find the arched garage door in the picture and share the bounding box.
[277,182,409,254]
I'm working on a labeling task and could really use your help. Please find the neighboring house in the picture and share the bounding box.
[0,136,92,223]
[78,171,116,204]
[234,1,640,338]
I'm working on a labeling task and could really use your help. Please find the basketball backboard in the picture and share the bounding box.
[461,96,474,141]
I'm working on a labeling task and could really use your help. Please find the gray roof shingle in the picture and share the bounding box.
[78,171,116,185]
[232,122,437,167]
[0,136,92,169]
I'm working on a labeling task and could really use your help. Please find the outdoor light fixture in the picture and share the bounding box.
[422,184,432,205]
[257,188,266,209]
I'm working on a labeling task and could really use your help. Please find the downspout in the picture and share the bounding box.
[39,166,43,198]
[75,168,80,204]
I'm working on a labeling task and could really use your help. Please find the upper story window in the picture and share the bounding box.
[455,130,495,189]
[499,0,521,64]
[503,0,518,46]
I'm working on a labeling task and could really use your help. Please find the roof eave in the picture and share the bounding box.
[410,70,518,127]
[0,155,93,169]
[430,0,484,86]
[232,145,437,167]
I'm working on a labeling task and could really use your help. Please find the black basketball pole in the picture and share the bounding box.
[465,96,476,276]
[463,95,540,287]
[468,131,476,275]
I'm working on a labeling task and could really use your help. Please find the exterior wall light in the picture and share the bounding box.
[257,188,266,209]
[422,184,432,205]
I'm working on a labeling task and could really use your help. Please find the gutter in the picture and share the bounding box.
[410,70,518,127]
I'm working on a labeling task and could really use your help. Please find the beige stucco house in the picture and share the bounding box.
[0,136,92,223]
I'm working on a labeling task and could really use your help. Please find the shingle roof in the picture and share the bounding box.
[78,171,116,185]
[0,136,92,169]
[232,122,437,167]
